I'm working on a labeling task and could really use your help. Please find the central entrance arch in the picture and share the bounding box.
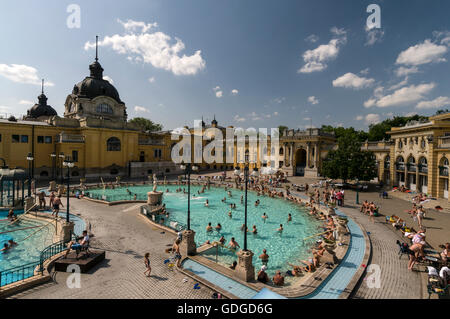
[295,148,307,176]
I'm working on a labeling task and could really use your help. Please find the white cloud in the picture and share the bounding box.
[395,66,419,77]
[304,117,311,121]
[332,73,375,90]
[234,115,246,122]
[360,68,370,75]
[308,96,319,105]
[355,115,364,121]
[365,114,381,125]
[85,20,206,76]
[298,27,347,73]
[134,106,149,113]
[364,98,377,108]
[148,77,155,83]
[305,34,319,43]
[416,96,450,109]
[0,64,54,86]
[103,75,114,84]
[215,91,223,98]
[272,97,286,104]
[118,19,158,33]
[231,89,239,96]
[273,111,279,116]
[365,26,384,46]
[433,30,450,46]
[396,39,448,66]
[19,100,34,105]
[367,83,435,108]
[388,77,408,91]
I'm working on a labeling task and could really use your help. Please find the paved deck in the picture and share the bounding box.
[8,200,214,299]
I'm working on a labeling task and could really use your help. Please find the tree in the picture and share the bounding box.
[321,125,368,142]
[321,131,377,182]
[278,125,288,136]
[367,114,428,141]
[129,117,163,132]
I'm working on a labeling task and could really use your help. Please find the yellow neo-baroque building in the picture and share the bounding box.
[367,113,450,201]
[0,54,178,181]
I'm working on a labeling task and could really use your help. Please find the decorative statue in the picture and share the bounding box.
[153,174,158,192]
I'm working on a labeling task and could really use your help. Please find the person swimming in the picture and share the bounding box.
[228,237,240,250]
[205,199,209,207]
[215,223,222,231]
[206,222,213,232]
[288,213,292,222]
[252,225,258,235]
[277,224,283,233]
[228,211,232,218]
[262,213,268,223]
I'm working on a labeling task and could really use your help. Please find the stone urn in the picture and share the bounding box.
[48,180,57,192]
[147,191,163,206]
[115,176,121,184]
[235,249,255,282]
[80,178,86,188]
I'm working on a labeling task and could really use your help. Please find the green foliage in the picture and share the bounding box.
[321,125,368,142]
[321,131,377,182]
[367,114,428,141]
[278,125,288,136]
[129,117,163,132]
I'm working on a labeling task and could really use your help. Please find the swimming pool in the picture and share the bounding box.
[88,185,324,279]
[0,210,86,286]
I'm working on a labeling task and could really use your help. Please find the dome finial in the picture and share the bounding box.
[41,79,44,94]
[95,35,99,62]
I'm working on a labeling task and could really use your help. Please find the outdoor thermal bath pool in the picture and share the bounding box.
[87,184,324,278]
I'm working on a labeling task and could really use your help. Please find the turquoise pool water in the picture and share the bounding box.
[88,185,324,278]
[0,209,86,286]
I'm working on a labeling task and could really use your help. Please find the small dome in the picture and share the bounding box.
[27,93,57,118]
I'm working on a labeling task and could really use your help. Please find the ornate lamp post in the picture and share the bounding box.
[58,152,65,185]
[26,153,34,197]
[180,163,198,230]
[63,156,74,223]
[179,162,199,257]
[355,178,360,205]
[50,152,56,180]
[233,165,257,281]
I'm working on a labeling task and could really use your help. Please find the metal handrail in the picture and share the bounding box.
[0,261,40,288]
[0,234,76,288]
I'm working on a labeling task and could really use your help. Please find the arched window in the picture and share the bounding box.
[40,171,49,177]
[96,103,113,114]
[407,156,416,164]
[443,157,449,167]
[72,171,80,177]
[396,156,404,163]
[279,147,284,155]
[107,137,121,151]
[110,168,119,175]
[384,156,390,169]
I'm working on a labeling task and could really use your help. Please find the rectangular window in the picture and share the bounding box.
[37,136,44,143]
[72,150,78,163]
[21,135,28,143]
[12,135,20,143]
[44,136,52,144]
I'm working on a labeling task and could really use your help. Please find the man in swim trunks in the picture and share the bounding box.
[228,237,240,250]
[64,230,89,258]
[259,249,269,265]
[52,196,63,217]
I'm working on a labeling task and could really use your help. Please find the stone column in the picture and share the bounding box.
[24,196,35,212]
[306,142,310,168]
[313,144,317,168]
[180,229,197,256]
[284,144,288,166]
[235,249,255,282]
[290,143,295,176]
[48,181,57,192]
[59,220,75,242]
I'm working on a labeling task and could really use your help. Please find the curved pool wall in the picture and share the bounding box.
[88,184,324,277]
[181,194,366,299]
[0,210,86,286]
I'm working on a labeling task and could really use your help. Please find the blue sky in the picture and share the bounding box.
[1,0,450,131]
